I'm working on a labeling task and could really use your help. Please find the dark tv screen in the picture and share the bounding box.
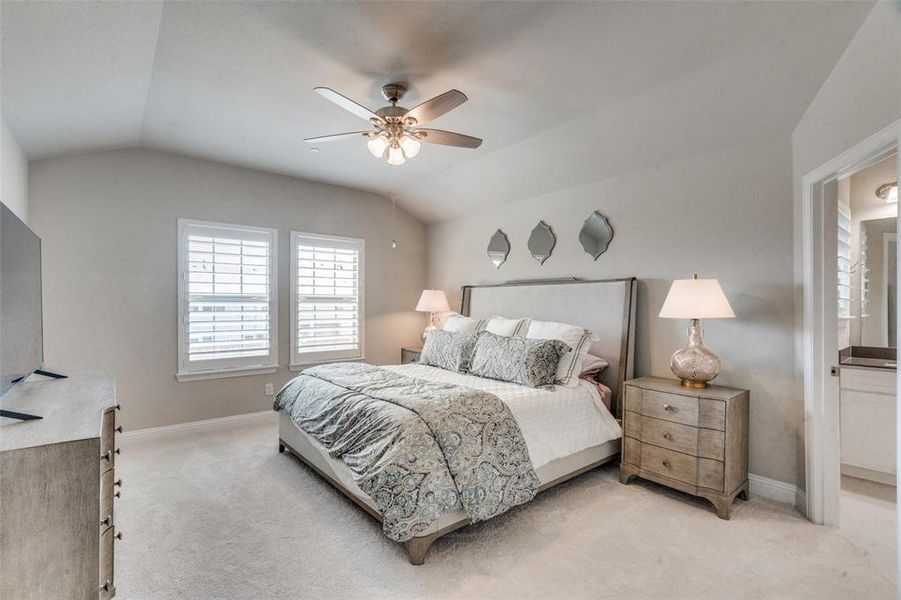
[0,202,43,397]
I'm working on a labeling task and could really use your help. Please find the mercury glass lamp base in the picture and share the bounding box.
[670,319,721,388]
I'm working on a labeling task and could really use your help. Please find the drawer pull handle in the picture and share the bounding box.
[100,580,111,592]
[114,491,121,498]
[662,460,671,469]
[663,404,674,412]
[114,478,123,488]
[100,514,112,527]
[115,425,123,434]
[662,432,673,440]
[101,451,112,461]
[115,531,123,541]
[115,448,121,455]
[115,404,121,411]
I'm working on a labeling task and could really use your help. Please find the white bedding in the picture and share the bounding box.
[383,363,622,470]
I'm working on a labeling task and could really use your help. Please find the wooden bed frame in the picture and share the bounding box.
[278,277,638,564]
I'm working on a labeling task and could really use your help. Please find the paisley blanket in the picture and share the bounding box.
[274,362,539,542]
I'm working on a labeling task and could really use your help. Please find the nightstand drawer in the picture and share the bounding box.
[401,348,422,365]
[698,428,725,460]
[641,444,697,485]
[641,389,698,426]
[641,416,698,455]
[698,458,724,491]
[623,437,641,466]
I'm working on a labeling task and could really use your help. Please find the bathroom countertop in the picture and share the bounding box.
[839,346,897,370]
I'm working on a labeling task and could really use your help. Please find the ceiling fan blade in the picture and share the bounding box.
[417,128,482,149]
[404,90,467,125]
[304,132,370,143]
[314,87,380,122]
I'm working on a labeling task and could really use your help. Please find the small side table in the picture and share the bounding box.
[401,347,422,365]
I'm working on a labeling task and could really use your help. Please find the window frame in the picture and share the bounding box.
[176,218,279,382]
[289,230,365,370]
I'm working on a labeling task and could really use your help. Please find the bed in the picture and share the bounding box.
[276,278,637,564]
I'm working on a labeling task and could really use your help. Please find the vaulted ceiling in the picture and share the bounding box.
[1,1,873,222]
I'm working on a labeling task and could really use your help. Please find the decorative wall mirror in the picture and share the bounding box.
[528,221,556,265]
[487,229,510,269]
[579,211,614,260]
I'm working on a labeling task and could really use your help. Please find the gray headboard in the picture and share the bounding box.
[461,278,637,419]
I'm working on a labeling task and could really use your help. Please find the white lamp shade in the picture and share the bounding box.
[415,289,450,313]
[659,278,735,319]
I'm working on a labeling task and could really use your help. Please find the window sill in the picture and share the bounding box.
[289,355,365,372]
[176,365,279,382]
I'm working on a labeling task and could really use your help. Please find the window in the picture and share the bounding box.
[176,219,278,381]
[291,231,363,368]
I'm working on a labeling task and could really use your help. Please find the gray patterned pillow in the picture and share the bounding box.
[419,330,479,372]
[469,332,570,387]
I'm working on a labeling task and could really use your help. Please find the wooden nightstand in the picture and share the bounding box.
[401,347,422,364]
[620,376,749,519]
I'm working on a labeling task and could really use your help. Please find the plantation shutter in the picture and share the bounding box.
[178,220,277,376]
[292,232,363,364]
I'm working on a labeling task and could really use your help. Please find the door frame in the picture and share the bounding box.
[801,118,900,526]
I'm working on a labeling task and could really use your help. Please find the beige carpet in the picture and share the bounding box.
[116,415,894,599]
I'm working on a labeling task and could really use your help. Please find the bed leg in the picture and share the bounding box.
[278,441,286,454]
[404,532,440,566]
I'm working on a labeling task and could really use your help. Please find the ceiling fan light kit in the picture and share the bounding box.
[306,82,482,166]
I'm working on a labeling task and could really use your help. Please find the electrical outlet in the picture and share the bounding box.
[265,383,274,396]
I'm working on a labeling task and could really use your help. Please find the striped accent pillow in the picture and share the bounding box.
[479,317,530,337]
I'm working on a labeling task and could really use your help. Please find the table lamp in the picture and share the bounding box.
[658,274,735,388]
[415,289,450,339]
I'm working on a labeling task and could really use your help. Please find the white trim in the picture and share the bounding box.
[801,118,901,526]
[119,410,277,440]
[176,218,279,380]
[749,473,802,507]
[175,365,278,382]
[289,230,365,366]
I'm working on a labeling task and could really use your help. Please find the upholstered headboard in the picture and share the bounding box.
[461,278,637,418]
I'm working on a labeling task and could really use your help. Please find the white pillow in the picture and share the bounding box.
[526,319,598,387]
[580,354,610,374]
[442,314,483,333]
[481,316,529,337]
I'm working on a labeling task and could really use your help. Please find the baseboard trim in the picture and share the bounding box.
[120,410,277,440]
[749,473,802,509]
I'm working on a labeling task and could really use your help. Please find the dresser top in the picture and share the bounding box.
[0,374,116,452]
[626,376,747,401]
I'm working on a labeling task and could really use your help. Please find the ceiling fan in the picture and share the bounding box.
[304,83,483,166]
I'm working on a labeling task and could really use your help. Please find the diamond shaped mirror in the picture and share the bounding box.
[528,221,556,265]
[487,229,510,269]
[579,211,613,260]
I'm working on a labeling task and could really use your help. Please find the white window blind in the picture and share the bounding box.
[837,201,852,319]
[177,219,278,381]
[291,231,364,366]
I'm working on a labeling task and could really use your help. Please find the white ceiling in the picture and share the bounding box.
[1,1,872,222]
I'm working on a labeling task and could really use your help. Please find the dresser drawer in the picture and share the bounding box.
[698,428,725,460]
[624,385,642,413]
[99,526,115,600]
[100,469,114,532]
[623,411,641,439]
[698,458,724,492]
[623,436,641,466]
[641,444,697,485]
[699,398,726,430]
[100,408,116,475]
[641,416,698,455]
[641,389,698,426]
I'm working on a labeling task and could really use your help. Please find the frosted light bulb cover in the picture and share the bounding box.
[387,145,406,166]
[400,136,421,158]
[367,136,388,158]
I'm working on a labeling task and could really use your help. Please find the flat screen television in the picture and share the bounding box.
[0,202,43,398]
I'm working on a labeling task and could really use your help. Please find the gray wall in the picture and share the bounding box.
[28,149,427,430]
[427,135,798,486]
[1,117,28,222]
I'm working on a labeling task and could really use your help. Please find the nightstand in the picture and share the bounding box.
[401,347,422,364]
[620,376,749,519]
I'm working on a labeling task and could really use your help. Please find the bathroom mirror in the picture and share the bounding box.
[579,211,614,260]
[527,221,556,265]
[487,229,510,269]
[857,216,897,347]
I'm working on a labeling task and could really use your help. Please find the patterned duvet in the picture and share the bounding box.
[274,362,540,542]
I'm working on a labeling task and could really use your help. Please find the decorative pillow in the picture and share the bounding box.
[469,332,570,388]
[480,316,530,337]
[526,320,599,387]
[419,330,479,372]
[581,354,609,375]
[442,313,484,334]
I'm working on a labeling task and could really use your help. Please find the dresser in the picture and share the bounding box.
[620,377,749,519]
[0,375,121,599]
[401,347,422,364]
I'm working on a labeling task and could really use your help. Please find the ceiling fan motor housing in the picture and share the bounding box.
[380,83,407,104]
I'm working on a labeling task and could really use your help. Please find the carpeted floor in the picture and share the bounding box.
[116,415,894,599]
